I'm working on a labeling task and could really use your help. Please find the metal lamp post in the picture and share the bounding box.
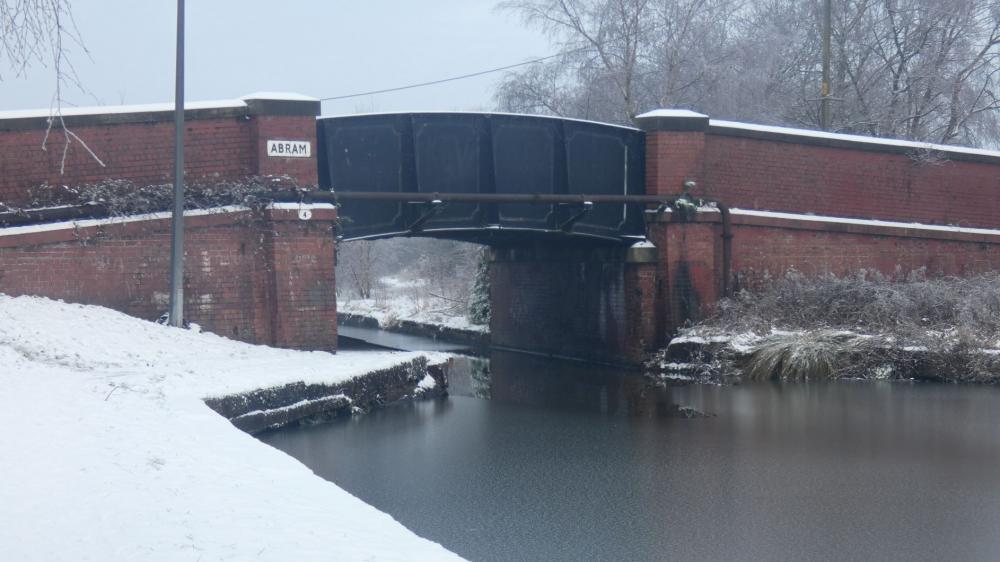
[168,0,185,327]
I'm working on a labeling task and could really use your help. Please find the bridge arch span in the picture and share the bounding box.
[318,112,646,243]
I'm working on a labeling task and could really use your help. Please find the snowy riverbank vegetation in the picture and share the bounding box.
[651,271,1000,383]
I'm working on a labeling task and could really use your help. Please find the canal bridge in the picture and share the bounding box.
[1,93,999,365]
[315,112,672,363]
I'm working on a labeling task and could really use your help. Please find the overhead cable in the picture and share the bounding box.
[318,46,588,101]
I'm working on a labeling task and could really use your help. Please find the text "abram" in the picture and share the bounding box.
[266,140,311,158]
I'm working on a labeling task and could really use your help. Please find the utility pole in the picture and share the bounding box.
[820,0,832,130]
[168,0,185,327]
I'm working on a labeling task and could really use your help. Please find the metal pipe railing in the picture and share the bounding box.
[290,190,685,206]
[0,189,734,298]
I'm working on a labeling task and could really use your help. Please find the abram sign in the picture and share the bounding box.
[266,140,311,158]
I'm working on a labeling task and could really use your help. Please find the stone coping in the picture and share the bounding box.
[0,94,320,132]
[0,204,337,248]
[647,207,1000,245]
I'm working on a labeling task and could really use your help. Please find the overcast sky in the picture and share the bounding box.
[3,0,551,116]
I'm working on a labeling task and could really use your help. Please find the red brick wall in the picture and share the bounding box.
[645,131,705,197]
[265,208,338,349]
[645,217,718,334]
[700,134,1000,228]
[645,210,1000,333]
[0,96,320,208]
[0,206,338,350]
[622,259,661,362]
[0,96,332,350]
[0,119,255,207]
[637,112,1000,229]
[253,116,320,186]
[636,111,1000,348]
[729,222,1000,288]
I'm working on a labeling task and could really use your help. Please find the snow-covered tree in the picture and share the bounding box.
[468,249,491,326]
[2,1,84,98]
[496,0,1000,147]
[2,1,102,171]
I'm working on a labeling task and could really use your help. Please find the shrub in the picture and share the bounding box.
[681,271,1000,383]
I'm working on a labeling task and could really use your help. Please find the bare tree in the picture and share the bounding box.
[1,1,104,171]
[763,0,1000,144]
[861,0,1000,144]
[497,0,1000,146]
[497,0,743,125]
[339,241,378,300]
[497,0,654,123]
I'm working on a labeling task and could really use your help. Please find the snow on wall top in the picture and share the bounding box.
[731,208,1000,237]
[709,119,1000,160]
[635,109,708,119]
[240,91,319,102]
[0,92,316,121]
[322,109,642,131]
[0,203,337,238]
[0,99,245,121]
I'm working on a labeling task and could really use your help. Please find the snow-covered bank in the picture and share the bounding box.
[0,295,463,561]
[338,295,489,335]
[338,310,491,351]
[649,273,1000,384]
[649,328,1000,384]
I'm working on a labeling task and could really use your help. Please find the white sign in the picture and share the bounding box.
[266,140,311,158]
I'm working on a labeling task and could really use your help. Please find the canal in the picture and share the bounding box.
[259,335,1000,561]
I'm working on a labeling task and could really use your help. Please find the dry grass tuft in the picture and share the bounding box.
[742,331,864,381]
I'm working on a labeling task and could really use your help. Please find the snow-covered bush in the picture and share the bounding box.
[715,269,1000,337]
[668,271,1000,383]
[20,175,302,216]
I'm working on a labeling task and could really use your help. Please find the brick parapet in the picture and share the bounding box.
[0,94,321,208]
[0,204,338,350]
[636,109,709,197]
[251,115,320,186]
[643,208,1000,333]
[706,121,1000,166]
[637,109,1000,229]
[700,134,1000,229]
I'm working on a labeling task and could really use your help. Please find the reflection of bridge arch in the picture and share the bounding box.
[317,112,646,243]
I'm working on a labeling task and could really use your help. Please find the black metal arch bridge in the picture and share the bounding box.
[316,112,650,244]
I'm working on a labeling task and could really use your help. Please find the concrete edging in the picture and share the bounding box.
[203,356,449,434]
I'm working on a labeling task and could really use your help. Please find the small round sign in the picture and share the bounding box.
[298,209,313,221]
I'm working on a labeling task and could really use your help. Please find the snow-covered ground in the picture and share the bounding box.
[0,295,463,561]
[339,276,489,334]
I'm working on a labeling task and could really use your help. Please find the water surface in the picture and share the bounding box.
[260,350,1000,561]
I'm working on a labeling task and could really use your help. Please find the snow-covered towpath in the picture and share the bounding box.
[0,295,463,561]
